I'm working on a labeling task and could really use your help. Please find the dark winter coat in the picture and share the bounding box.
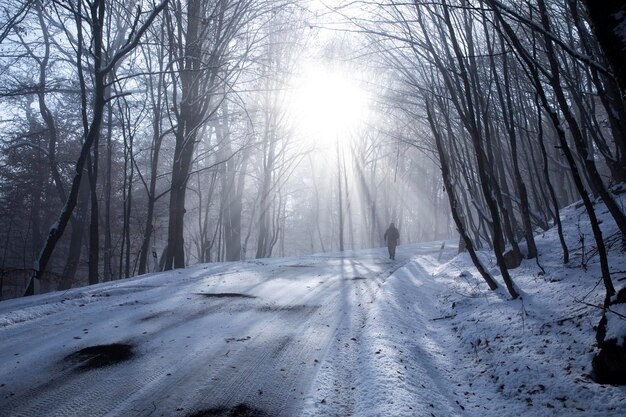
[384,225,399,243]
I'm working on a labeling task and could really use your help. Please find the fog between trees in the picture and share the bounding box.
[0,0,624,301]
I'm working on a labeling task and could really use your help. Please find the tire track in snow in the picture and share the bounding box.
[0,270,270,417]
[300,257,406,417]
[125,257,395,416]
[1,306,238,417]
[121,273,346,417]
[304,254,468,417]
[0,254,403,417]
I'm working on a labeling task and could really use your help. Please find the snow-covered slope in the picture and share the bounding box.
[302,195,626,417]
[1,197,625,417]
[0,243,448,417]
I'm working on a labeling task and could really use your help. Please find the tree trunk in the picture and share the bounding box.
[537,0,626,244]
[336,140,345,252]
[164,0,203,270]
[491,1,614,301]
[87,144,99,285]
[580,0,626,100]
[493,34,538,258]
[103,101,113,281]
[427,101,498,291]
[439,1,519,298]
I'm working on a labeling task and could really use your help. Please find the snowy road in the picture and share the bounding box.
[0,242,454,417]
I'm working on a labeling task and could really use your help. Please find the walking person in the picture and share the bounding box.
[384,222,400,260]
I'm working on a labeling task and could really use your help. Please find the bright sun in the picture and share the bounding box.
[287,65,368,146]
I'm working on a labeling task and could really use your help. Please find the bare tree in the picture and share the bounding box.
[581,0,626,99]
[162,0,264,269]
[25,0,168,295]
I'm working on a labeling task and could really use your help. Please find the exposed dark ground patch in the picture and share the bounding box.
[255,304,320,313]
[187,403,270,417]
[140,311,171,321]
[64,343,134,370]
[196,293,257,299]
[225,336,251,343]
[117,300,149,307]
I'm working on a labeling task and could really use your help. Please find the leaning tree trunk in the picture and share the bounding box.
[490,31,537,259]
[534,94,569,263]
[580,0,626,100]
[25,0,107,295]
[490,1,615,302]
[537,0,616,300]
[440,0,519,298]
[537,0,626,244]
[427,101,498,291]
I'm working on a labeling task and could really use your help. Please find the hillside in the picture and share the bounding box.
[0,199,625,417]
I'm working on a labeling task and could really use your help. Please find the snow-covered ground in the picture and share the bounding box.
[1,199,625,417]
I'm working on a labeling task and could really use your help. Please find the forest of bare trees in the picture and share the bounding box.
[351,0,626,305]
[0,0,452,298]
[0,0,624,305]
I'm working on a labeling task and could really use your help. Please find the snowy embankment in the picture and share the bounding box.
[0,197,625,417]
[303,197,626,417]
